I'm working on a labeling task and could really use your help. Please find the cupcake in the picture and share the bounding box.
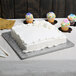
[25,12,33,23]
[68,14,76,25]
[47,12,56,23]
[61,19,70,31]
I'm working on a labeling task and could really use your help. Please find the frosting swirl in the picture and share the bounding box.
[61,19,70,27]
[25,12,33,20]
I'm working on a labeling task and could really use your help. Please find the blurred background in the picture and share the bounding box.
[0,0,76,19]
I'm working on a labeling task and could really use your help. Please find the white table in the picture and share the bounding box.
[0,18,76,61]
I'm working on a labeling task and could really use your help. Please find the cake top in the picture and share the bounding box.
[61,19,70,27]
[25,12,33,20]
[12,20,66,45]
[47,12,56,19]
[68,14,76,22]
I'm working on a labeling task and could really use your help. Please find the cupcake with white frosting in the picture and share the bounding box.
[47,12,56,23]
[25,12,33,23]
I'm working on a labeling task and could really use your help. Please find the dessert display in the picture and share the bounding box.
[0,18,15,30]
[11,20,67,52]
[25,12,34,23]
[68,14,76,26]
[46,12,57,24]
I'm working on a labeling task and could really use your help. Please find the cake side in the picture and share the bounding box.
[11,29,26,50]
[11,20,67,52]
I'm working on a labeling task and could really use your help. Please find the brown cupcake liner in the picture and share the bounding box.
[45,19,58,25]
[23,20,35,24]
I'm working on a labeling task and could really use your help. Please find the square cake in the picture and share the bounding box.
[11,20,67,52]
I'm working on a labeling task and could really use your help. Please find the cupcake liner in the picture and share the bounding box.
[45,19,57,25]
[70,21,76,26]
[70,21,75,25]
[58,27,72,33]
[23,20,35,24]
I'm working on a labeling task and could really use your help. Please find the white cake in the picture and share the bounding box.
[11,20,67,52]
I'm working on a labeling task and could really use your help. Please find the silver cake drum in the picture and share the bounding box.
[2,32,74,60]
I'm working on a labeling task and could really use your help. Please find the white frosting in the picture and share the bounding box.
[11,20,67,52]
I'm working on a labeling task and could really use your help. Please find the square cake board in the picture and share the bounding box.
[2,32,75,60]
